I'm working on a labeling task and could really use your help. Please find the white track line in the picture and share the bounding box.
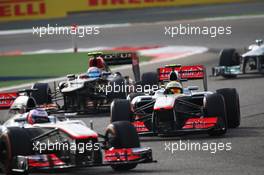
[1,14,264,36]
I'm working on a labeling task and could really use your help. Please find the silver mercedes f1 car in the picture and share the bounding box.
[212,39,264,78]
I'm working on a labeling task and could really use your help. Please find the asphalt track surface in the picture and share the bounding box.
[1,2,264,175]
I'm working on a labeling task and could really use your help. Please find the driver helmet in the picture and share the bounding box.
[88,57,106,70]
[27,108,49,125]
[165,81,183,94]
[87,67,102,78]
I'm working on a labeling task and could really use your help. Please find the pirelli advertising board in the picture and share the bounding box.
[0,0,243,22]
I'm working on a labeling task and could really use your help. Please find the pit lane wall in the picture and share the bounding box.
[0,0,244,22]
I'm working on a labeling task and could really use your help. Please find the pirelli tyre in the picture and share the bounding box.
[217,88,241,128]
[105,121,140,171]
[219,49,240,78]
[141,72,159,90]
[110,99,132,122]
[0,128,33,175]
[205,93,227,136]
[108,77,127,100]
[31,83,52,105]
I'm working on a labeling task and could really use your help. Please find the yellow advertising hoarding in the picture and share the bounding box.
[0,0,243,22]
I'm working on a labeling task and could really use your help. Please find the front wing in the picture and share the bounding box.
[132,116,221,136]
[11,147,155,173]
[212,65,242,77]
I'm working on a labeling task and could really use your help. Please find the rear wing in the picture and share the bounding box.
[0,92,18,109]
[88,52,140,82]
[157,65,208,91]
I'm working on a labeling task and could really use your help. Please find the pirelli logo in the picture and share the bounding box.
[0,0,46,17]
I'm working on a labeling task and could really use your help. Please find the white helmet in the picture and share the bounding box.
[27,108,49,124]
[165,81,183,94]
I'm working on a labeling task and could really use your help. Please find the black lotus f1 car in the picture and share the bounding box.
[26,52,141,114]
[212,39,264,78]
[110,64,241,137]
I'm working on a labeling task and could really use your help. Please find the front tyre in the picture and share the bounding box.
[217,88,240,128]
[206,93,227,136]
[105,121,139,171]
[219,49,240,79]
[0,128,33,175]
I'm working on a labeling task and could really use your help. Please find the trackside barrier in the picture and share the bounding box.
[0,0,243,22]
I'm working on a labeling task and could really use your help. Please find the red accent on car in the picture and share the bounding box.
[182,117,218,129]
[158,65,205,81]
[79,74,89,79]
[28,154,65,168]
[88,57,106,69]
[104,148,141,162]
[154,106,173,111]
[58,127,98,140]
[0,92,18,109]
[132,121,149,133]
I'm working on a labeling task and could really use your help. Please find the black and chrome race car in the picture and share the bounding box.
[110,64,241,137]
[29,52,141,114]
[212,39,264,78]
[0,91,155,175]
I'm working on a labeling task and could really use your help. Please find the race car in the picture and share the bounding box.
[0,92,155,175]
[110,64,241,137]
[212,39,264,78]
[42,52,141,114]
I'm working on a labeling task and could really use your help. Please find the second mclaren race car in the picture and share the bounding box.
[110,64,241,137]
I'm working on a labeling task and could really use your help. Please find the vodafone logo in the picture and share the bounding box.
[0,0,46,17]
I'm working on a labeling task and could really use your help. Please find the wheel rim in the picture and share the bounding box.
[105,131,116,148]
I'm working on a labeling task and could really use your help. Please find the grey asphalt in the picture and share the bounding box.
[1,1,264,175]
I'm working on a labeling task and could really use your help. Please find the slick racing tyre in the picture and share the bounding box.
[108,77,127,100]
[219,49,240,79]
[0,128,33,175]
[31,83,52,105]
[217,88,241,128]
[206,93,227,136]
[105,121,140,171]
[110,99,132,122]
[141,72,159,91]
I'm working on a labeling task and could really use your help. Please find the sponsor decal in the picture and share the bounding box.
[0,0,46,17]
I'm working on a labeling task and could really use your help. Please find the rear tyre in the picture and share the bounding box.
[206,93,227,136]
[108,77,126,100]
[141,72,159,91]
[217,88,240,128]
[105,121,139,171]
[0,128,34,175]
[31,83,52,105]
[219,49,240,79]
[110,99,132,122]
